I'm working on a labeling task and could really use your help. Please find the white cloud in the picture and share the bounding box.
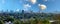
[38,4,41,6]
[38,4,47,10]
[24,4,31,8]
[16,9,20,12]
[30,0,37,4]
[23,8,28,11]
[23,4,31,11]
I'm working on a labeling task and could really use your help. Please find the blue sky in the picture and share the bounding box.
[0,0,60,12]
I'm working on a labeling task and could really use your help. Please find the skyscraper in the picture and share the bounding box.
[22,10,24,14]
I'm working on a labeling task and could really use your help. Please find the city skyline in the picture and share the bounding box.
[0,0,60,13]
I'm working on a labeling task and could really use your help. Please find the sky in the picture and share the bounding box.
[0,0,60,12]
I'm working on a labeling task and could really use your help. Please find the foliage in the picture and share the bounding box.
[13,20,21,24]
[0,20,4,24]
[42,19,50,24]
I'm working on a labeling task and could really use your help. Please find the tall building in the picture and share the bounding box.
[10,10,14,13]
[22,10,24,14]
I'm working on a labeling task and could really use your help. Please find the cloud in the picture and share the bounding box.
[38,4,47,10]
[23,8,28,11]
[23,4,31,11]
[16,9,20,12]
[38,4,41,6]
[30,0,37,4]
[24,4,31,8]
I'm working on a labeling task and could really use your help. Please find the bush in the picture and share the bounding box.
[42,19,50,24]
[0,20,4,24]
[13,20,21,24]
[30,19,38,24]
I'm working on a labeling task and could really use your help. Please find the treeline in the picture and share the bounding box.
[0,11,60,24]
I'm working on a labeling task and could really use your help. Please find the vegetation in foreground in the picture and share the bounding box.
[0,10,60,24]
[0,15,60,24]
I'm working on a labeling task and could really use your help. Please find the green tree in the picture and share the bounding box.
[13,20,21,24]
[0,20,4,24]
[42,19,50,24]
